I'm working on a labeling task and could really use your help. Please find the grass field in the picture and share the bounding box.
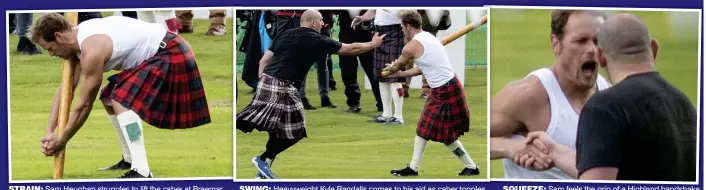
[9,13,233,180]
[234,14,489,178]
[488,9,700,178]
[235,68,488,179]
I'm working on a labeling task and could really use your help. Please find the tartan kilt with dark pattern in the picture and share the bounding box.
[236,74,307,140]
[99,32,211,129]
[417,76,470,144]
[374,24,406,83]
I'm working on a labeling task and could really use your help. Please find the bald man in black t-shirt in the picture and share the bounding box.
[236,9,386,179]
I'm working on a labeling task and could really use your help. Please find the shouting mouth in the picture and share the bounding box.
[581,60,598,76]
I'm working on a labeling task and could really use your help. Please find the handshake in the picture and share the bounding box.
[513,131,558,171]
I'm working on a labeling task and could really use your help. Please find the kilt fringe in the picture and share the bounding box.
[416,76,470,143]
[100,32,211,130]
[236,74,307,140]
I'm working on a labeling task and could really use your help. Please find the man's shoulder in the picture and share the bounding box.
[495,76,549,110]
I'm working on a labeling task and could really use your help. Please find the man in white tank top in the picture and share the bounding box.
[30,13,211,178]
[489,10,610,179]
[381,10,480,177]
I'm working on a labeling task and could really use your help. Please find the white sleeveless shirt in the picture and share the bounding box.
[374,9,401,26]
[502,67,611,179]
[412,31,455,88]
[76,16,167,72]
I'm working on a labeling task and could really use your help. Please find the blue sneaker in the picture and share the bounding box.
[252,156,276,179]
[256,172,264,179]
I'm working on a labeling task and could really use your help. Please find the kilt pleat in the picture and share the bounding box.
[236,74,307,140]
[100,32,211,129]
[416,76,470,143]
[374,24,406,83]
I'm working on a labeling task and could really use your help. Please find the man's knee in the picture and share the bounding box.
[109,99,130,114]
[102,99,115,113]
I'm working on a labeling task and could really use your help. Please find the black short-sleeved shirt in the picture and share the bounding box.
[576,72,697,181]
[263,27,343,82]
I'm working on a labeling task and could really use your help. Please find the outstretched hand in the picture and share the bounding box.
[371,32,387,47]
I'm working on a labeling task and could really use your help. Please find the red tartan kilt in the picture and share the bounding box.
[416,76,470,143]
[100,32,211,129]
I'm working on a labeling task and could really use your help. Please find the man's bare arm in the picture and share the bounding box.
[57,35,112,145]
[359,9,376,22]
[552,144,579,178]
[383,40,422,77]
[524,131,577,177]
[489,79,544,160]
[337,42,377,56]
[337,33,386,56]
[351,9,376,29]
[258,50,274,78]
[45,56,82,136]
[394,66,422,78]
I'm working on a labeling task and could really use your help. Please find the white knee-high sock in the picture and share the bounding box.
[379,82,392,118]
[109,114,131,163]
[117,111,151,176]
[391,83,404,123]
[409,136,428,172]
[446,140,478,169]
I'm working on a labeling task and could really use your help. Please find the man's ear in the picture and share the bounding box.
[597,48,607,68]
[650,39,659,62]
[54,32,62,42]
[550,34,561,56]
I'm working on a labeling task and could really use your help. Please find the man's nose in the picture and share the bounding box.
[586,42,597,55]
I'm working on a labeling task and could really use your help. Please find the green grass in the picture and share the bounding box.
[488,9,700,178]
[9,15,233,180]
[235,69,488,179]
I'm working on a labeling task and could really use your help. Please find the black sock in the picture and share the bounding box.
[261,133,299,163]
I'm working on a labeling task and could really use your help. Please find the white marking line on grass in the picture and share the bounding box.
[232,6,490,182]
[6,7,235,183]
[484,5,701,185]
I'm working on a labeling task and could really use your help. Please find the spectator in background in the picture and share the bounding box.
[14,13,42,55]
[58,12,103,24]
[237,10,274,93]
[9,13,16,34]
[301,9,337,109]
[352,9,406,125]
[175,10,228,36]
[335,10,383,113]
